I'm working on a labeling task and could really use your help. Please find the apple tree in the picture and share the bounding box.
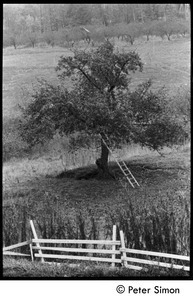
[19,41,188,178]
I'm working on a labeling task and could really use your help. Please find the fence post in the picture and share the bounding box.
[112,225,116,267]
[29,240,34,262]
[120,230,127,267]
[30,220,44,263]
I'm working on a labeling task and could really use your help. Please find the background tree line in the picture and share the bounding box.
[3,4,190,49]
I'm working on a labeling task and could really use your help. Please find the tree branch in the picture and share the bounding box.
[77,66,104,94]
[114,58,134,84]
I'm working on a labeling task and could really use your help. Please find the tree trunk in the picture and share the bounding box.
[167,33,171,41]
[96,139,109,175]
[95,138,114,179]
[75,139,113,180]
[130,37,134,45]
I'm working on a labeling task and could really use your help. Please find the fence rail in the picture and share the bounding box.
[32,238,121,245]
[3,240,31,252]
[3,251,30,257]
[122,256,189,271]
[3,220,190,272]
[120,247,190,261]
[33,246,120,254]
[3,240,31,258]
[119,233,190,272]
[35,253,121,264]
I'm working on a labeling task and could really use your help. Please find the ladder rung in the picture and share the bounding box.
[119,161,127,167]
[127,179,136,183]
[131,181,139,186]
[123,174,135,181]
[127,177,135,184]
[121,163,128,168]
[121,167,132,173]
[126,175,135,179]
[125,175,133,180]
[128,178,138,182]
[120,167,130,172]
[121,167,129,170]
[125,173,134,178]
[126,177,134,182]
[124,171,132,175]
[126,172,135,178]
[129,181,138,185]
[122,169,130,173]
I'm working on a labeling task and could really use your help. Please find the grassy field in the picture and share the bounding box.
[3,36,190,277]
[3,257,189,278]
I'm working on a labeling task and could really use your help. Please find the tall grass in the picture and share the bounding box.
[3,173,190,256]
[107,189,190,255]
[4,257,189,277]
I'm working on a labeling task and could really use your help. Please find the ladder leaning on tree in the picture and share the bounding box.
[99,133,140,188]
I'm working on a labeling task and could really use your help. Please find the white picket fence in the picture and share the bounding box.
[3,220,190,272]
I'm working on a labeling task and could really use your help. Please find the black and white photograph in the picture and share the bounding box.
[2,3,191,283]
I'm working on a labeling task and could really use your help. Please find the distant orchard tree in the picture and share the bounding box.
[114,23,142,45]
[154,19,182,41]
[28,33,37,47]
[44,31,55,47]
[10,35,17,49]
[19,42,188,178]
[125,22,142,44]
[142,21,155,41]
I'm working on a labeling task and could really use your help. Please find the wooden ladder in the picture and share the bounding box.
[100,133,140,188]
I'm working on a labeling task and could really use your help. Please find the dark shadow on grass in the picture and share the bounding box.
[56,166,116,180]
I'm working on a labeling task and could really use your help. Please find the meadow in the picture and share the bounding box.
[3,36,190,276]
